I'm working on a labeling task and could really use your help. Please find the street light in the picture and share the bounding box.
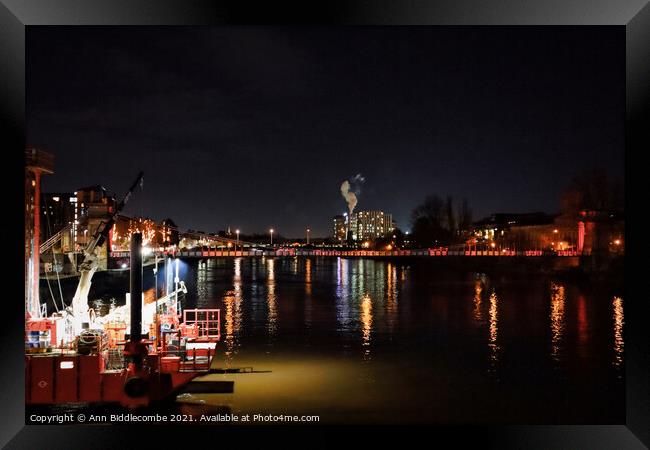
[270,228,274,247]
[306,228,310,245]
[236,229,240,251]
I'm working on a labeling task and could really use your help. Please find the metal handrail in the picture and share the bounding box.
[40,224,72,254]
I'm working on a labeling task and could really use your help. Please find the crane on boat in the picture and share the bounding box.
[67,171,144,336]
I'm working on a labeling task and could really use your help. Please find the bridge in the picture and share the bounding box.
[110,248,581,259]
[178,229,257,249]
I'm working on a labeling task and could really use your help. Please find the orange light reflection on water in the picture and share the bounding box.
[613,296,624,374]
[360,293,373,359]
[488,290,500,375]
[222,258,243,364]
[550,282,565,364]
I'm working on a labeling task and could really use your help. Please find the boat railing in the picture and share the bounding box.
[182,309,221,341]
[158,335,214,373]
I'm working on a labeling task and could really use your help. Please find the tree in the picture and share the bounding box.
[161,218,179,247]
[411,216,438,247]
[392,227,405,247]
[445,196,456,236]
[561,169,623,214]
[410,195,452,247]
[410,195,445,229]
[456,198,473,232]
[411,195,474,247]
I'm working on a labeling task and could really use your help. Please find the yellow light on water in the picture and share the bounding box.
[550,282,565,363]
[613,296,624,371]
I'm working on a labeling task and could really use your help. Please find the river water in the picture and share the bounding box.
[36,257,625,424]
[171,257,623,424]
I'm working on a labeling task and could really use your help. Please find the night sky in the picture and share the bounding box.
[27,27,624,237]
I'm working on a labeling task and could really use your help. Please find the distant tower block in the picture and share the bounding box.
[25,148,54,318]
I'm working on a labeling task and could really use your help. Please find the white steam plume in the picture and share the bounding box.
[340,180,358,215]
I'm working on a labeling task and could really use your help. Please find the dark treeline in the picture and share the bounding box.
[560,168,623,215]
[408,168,623,249]
[410,195,472,247]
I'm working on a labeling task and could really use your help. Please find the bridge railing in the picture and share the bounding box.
[128,249,581,258]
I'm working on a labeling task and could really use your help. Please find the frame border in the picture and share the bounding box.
[1,1,648,448]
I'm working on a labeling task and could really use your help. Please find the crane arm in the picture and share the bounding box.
[79,171,144,268]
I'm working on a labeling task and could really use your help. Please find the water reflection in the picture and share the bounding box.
[332,259,396,349]
[305,258,312,296]
[360,293,373,359]
[550,282,565,365]
[304,258,312,330]
[488,290,500,376]
[357,259,365,294]
[473,279,484,324]
[576,295,588,359]
[267,258,277,339]
[335,258,351,332]
[86,257,625,423]
[195,259,216,308]
[385,263,398,333]
[612,296,624,374]
[222,258,243,363]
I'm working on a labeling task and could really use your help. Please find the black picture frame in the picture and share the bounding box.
[1,1,648,448]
